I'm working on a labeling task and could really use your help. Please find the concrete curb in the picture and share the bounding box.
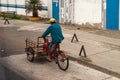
[69,56,120,79]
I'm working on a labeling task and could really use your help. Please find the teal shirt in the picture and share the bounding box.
[42,23,64,43]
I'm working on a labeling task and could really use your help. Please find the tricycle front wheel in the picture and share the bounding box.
[57,51,69,71]
[26,47,35,62]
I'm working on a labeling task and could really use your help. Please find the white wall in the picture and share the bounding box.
[8,0,16,11]
[47,0,52,18]
[74,0,101,24]
[1,0,25,14]
[16,0,25,15]
[1,0,7,11]
[41,0,47,6]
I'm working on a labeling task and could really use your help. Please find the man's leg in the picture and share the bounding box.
[47,43,57,61]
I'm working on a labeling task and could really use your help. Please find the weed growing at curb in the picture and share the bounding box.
[79,56,92,62]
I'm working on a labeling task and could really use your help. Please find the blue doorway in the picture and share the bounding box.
[106,0,119,30]
[52,0,59,22]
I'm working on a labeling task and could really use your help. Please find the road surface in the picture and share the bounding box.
[0,25,120,80]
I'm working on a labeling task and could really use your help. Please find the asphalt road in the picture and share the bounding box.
[0,26,120,80]
[0,26,40,80]
[0,27,25,80]
[0,27,39,57]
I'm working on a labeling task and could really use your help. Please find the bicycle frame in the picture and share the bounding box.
[38,36,60,55]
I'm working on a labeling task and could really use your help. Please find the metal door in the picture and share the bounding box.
[52,0,59,22]
[106,0,119,30]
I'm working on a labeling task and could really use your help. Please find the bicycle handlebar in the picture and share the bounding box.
[37,36,50,44]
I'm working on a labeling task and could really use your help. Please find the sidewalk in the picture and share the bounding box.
[60,29,120,78]
[0,19,120,78]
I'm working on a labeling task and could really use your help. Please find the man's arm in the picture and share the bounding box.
[42,26,51,39]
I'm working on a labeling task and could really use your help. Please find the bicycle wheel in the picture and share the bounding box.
[57,51,69,71]
[26,47,34,62]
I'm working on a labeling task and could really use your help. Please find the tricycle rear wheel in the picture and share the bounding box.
[26,47,34,62]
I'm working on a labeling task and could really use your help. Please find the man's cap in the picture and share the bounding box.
[49,18,56,23]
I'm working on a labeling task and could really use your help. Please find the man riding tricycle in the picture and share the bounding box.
[25,18,69,71]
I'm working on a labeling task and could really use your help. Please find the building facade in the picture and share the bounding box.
[48,0,102,24]
[48,0,120,30]
[1,0,120,30]
[0,0,48,17]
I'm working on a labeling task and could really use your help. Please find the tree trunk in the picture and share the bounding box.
[33,8,38,17]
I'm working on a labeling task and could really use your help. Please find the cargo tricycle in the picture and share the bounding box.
[25,36,69,71]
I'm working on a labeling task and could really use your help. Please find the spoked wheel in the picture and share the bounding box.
[57,51,69,71]
[26,47,34,62]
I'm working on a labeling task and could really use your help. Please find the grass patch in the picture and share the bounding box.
[6,15,22,19]
[0,12,29,20]
[0,12,3,17]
